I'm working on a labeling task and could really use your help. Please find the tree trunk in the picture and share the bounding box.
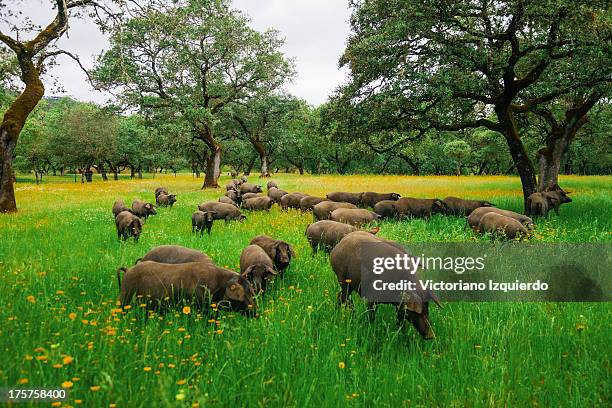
[537,149,563,192]
[244,155,256,177]
[496,108,538,212]
[137,166,142,179]
[35,171,40,185]
[537,124,579,192]
[251,139,270,178]
[130,165,135,178]
[260,155,270,177]
[99,162,108,181]
[202,146,221,188]
[0,60,45,213]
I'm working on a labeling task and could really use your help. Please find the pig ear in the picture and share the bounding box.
[401,292,423,314]
[369,226,380,235]
[241,266,254,279]
[145,203,151,209]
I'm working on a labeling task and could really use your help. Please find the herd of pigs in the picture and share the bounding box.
[109,177,573,339]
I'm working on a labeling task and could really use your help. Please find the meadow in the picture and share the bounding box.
[0,173,610,407]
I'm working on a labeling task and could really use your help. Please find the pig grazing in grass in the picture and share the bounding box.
[280,192,308,210]
[117,261,256,316]
[156,193,177,208]
[330,231,441,339]
[115,210,143,241]
[192,211,217,235]
[239,245,277,293]
[306,220,379,253]
[542,189,572,215]
[225,189,241,205]
[267,181,278,189]
[326,192,364,206]
[442,197,494,216]
[330,208,381,227]
[526,193,550,217]
[300,196,329,212]
[112,200,130,218]
[313,201,358,221]
[242,196,273,211]
[249,235,294,274]
[154,187,168,198]
[467,207,534,231]
[138,245,213,265]
[267,187,288,203]
[392,197,447,219]
[218,196,238,207]
[131,200,157,221]
[198,202,247,222]
[527,189,573,217]
[239,183,263,194]
[477,212,529,240]
[241,192,261,201]
[361,192,401,208]
[373,200,398,219]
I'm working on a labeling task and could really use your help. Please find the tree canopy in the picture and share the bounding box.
[335,0,611,207]
[93,0,295,187]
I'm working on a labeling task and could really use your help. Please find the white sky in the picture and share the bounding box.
[1,0,352,106]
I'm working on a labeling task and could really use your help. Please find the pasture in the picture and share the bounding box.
[1,174,610,407]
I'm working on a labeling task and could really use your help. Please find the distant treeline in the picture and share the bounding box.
[1,93,609,183]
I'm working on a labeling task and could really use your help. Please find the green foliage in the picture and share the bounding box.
[333,0,612,190]
[93,0,295,181]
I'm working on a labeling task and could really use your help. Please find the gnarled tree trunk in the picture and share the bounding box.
[0,60,45,212]
[537,133,569,192]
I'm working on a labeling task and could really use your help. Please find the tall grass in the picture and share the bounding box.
[0,174,610,407]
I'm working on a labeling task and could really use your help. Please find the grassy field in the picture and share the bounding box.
[1,173,610,407]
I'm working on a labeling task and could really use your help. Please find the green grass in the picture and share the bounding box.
[0,174,610,407]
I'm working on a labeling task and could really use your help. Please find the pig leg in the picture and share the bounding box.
[310,241,318,255]
[337,283,353,306]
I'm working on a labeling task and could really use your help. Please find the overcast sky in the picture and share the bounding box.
[3,0,352,106]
